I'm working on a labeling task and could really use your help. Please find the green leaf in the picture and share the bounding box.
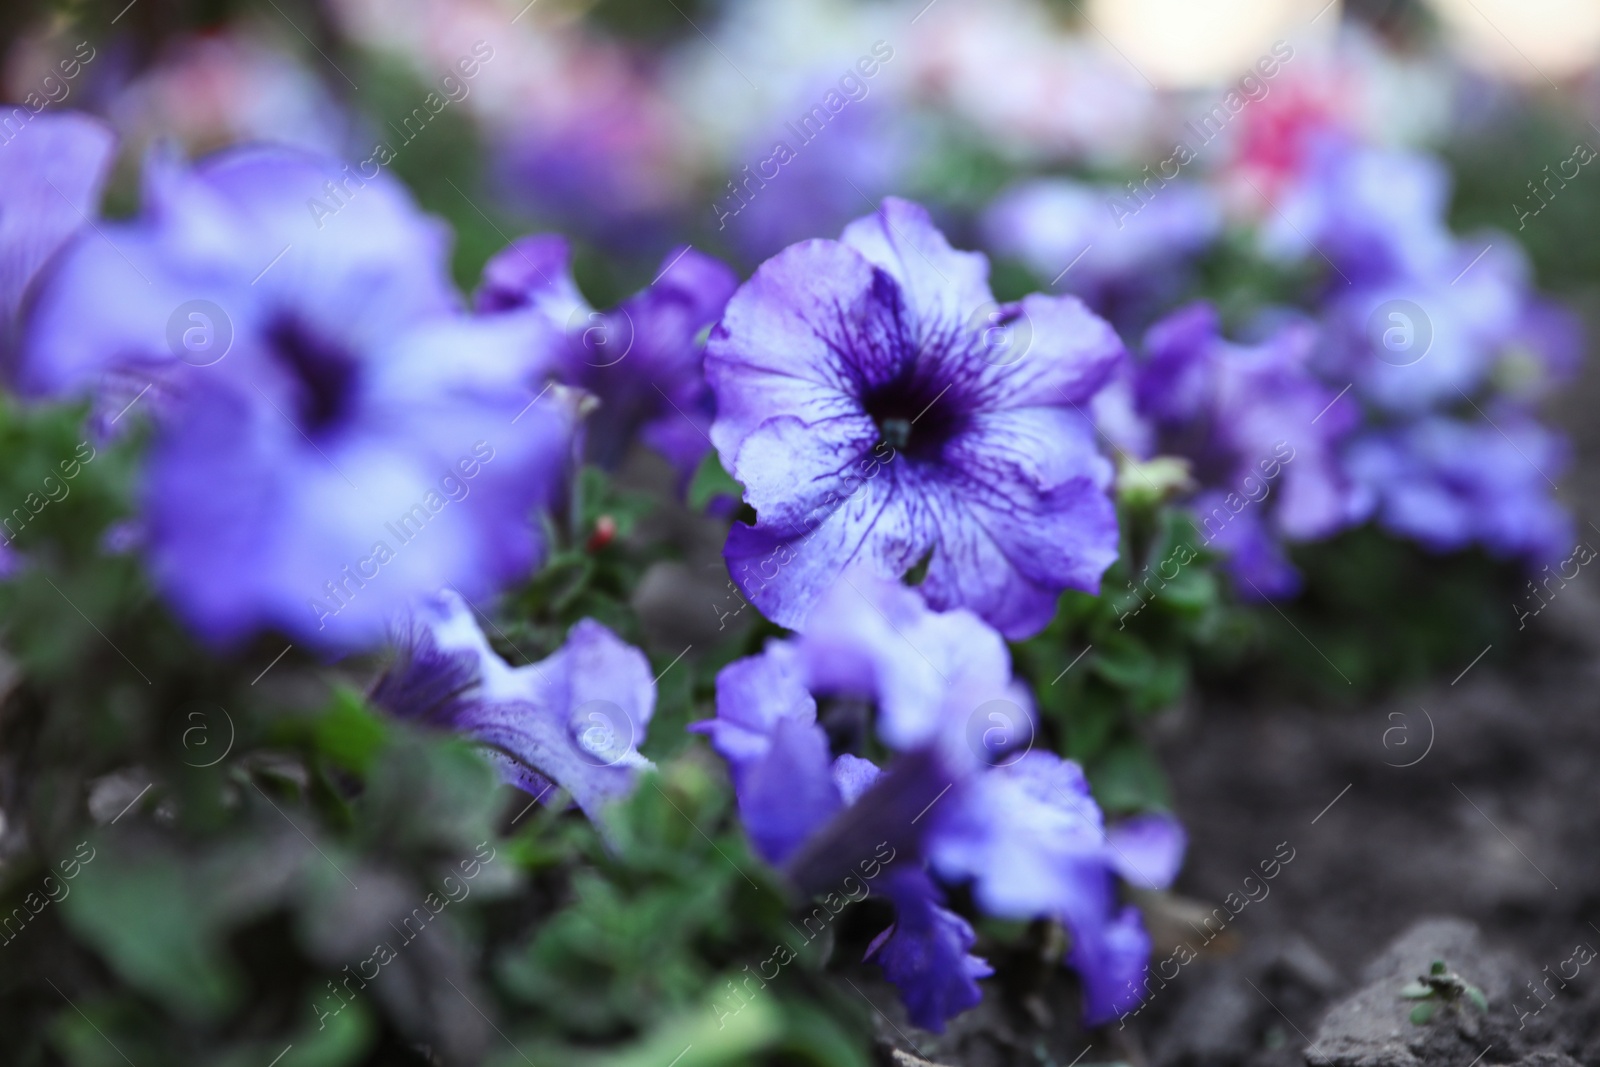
[62,847,241,1020]
[312,687,391,776]
[211,1003,375,1067]
[597,995,783,1067]
[1466,985,1488,1013]
[1092,631,1159,690]
[1399,981,1433,998]
[688,450,743,512]
[775,1001,873,1067]
[1157,564,1219,614]
[1409,1001,1437,1025]
[1086,741,1171,813]
[1130,653,1187,714]
[639,654,698,762]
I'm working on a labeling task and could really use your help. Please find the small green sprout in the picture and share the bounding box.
[1400,960,1489,1024]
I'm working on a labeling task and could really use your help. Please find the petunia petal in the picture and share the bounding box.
[474,233,587,322]
[864,867,992,1033]
[1069,903,1153,1027]
[377,593,656,824]
[705,237,911,465]
[1105,812,1187,891]
[0,110,115,349]
[839,196,994,343]
[918,410,1118,638]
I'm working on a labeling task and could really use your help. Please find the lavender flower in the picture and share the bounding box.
[476,234,737,484]
[376,590,655,822]
[693,570,1184,1030]
[17,145,572,651]
[707,197,1124,640]
[0,110,115,355]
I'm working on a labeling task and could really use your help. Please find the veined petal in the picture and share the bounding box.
[839,197,994,344]
[962,292,1126,413]
[920,411,1117,638]
[706,237,911,463]
[724,469,916,634]
[376,595,656,824]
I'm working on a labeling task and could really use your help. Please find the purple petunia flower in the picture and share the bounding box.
[1134,301,1356,599]
[477,235,737,485]
[982,177,1221,331]
[864,867,993,1032]
[1257,133,1581,570]
[375,589,655,822]
[1315,241,1530,416]
[693,569,1184,1030]
[924,749,1183,1025]
[1343,413,1573,567]
[718,93,923,266]
[17,145,572,651]
[707,197,1124,640]
[1260,135,1456,287]
[1263,135,1577,416]
[0,110,115,356]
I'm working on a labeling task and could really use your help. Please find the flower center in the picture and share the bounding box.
[266,315,360,438]
[863,375,962,460]
[879,418,912,451]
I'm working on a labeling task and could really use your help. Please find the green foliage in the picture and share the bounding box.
[1193,228,1326,331]
[1251,526,1520,694]
[688,451,744,514]
[0,402,875,1067]
[501,466,661,655]
[495,761,870,1065]
[1015,500,1245,813]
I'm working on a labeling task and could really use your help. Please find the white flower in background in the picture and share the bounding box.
[906,0,1163,166]
[664,0,913,164]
